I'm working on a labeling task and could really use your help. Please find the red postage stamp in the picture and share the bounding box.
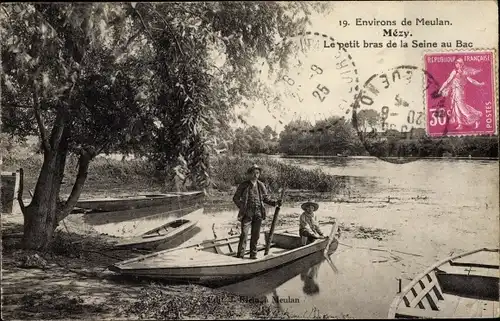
[424,50,497,137]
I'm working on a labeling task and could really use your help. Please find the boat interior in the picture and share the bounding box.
[143,219,192,238]
[195,231,307,259]
[395,250,499,318]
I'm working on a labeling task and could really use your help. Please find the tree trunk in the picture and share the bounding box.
[22,148,67,250]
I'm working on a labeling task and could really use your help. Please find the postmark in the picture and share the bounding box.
[424,50,497,137]
[258,31,359,131]
[351,65,443,164]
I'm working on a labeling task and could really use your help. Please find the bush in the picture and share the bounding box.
[3,150,341,196]
[209,155,341,193]
[3,153,163,195]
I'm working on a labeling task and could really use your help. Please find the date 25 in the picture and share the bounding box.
[282,64,330,102]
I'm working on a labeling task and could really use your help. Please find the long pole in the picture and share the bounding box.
[264,188,286,255]
[323,220,338,257]
[323,220,340,274]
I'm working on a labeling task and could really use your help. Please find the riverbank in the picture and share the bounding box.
[1,212,347,320]
[2,154,343,201]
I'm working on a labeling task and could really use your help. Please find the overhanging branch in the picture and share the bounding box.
[133,5,155,42]
[58,151,92,222]
[149,4,184,57]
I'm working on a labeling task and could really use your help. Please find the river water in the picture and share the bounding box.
[73,156,498,318]
[201,156,499,318]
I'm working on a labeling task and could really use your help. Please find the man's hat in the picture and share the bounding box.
[301,200,319,212]
[247,164,262,174]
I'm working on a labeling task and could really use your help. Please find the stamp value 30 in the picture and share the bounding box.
[424,50,497,137]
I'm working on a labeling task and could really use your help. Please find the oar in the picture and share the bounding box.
[264,188,286,256]
[323,220,340,273]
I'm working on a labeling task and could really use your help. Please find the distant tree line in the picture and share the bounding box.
[216,126,279,154]
[277,117,365,156]
[232,110,498,158]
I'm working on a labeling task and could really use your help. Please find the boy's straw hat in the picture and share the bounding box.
[301,200,319,211]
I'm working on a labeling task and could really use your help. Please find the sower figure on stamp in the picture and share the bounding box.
[437,58,484,130]
[299,200,326,245]
[233,164,281,259]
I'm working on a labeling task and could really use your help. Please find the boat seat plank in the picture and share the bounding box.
[198,239,240,250]
[435,294,461,318]
[409,279,438,309]
[453,296,487,318]
[403,287,418,306]
[493,300,499,317]
[485,268,499,278]
[437,264,498,278]
[479,300,495,318]
[451,251,500,268]
[426,289,440,310]
[428,271,444,300]
[395,306,439,318]
[227,243,275,257]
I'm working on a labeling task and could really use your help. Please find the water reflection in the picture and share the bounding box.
[219,251,329,297]
[301,264,320,296]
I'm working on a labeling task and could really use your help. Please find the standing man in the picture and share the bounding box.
[233,164,281,259]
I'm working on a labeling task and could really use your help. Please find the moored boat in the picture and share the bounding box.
[108,223,339,286]
[388,248,499,319]
[113,218,199,251]
[76,191,204,213]
[83,206,204,237]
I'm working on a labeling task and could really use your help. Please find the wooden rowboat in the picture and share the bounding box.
[388,248,499,319]
[113,218,199,251]
[109,224,339,285]
[76,191,204,213]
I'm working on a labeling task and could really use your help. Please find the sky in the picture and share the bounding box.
[236,1,498,133]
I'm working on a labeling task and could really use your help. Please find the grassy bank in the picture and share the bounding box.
[3,153,161,198]
[3,153,341,198]
[1,219,345,320]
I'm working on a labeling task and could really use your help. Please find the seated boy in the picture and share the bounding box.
[299,200,326,244]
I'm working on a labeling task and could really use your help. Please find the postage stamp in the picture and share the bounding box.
[351,65,442,164]
[424,50,497,137]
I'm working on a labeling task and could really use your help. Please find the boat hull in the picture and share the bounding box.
[113,220,199,251]
[76,191,204,213]
[109,228,339,286]
[80,198,205,237]
[388,248,500,319]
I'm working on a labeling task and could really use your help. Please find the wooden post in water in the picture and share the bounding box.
[264,188,285,256]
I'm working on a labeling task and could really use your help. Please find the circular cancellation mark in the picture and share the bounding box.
[258,31,360,132]
[351,65,443,164]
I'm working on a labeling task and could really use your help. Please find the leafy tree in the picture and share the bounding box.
[355,109,380,133]
[263,125,278,141]
[1,2,325,250]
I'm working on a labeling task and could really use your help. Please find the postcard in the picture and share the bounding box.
[1,1,498,320]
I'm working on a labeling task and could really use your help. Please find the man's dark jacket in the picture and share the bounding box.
[233,180,276,221]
